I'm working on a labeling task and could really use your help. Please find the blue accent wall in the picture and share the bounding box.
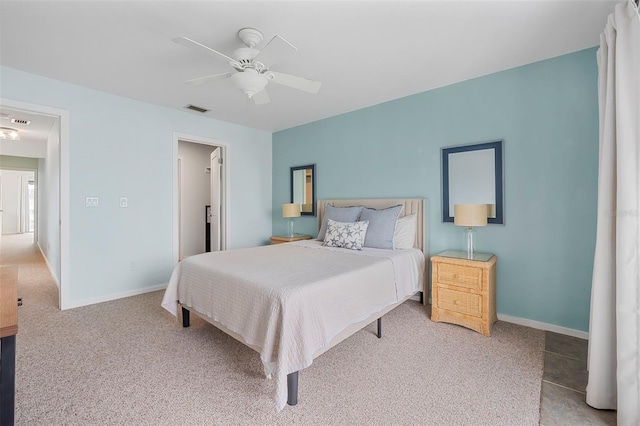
[273,48,599,332]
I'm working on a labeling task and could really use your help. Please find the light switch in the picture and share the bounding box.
[119,197,128,208]
[85,197,99,207]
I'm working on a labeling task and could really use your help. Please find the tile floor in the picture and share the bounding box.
[539,332,617,425]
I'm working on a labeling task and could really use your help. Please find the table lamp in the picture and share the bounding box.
[282,203,301,237]
[454,204,488,259]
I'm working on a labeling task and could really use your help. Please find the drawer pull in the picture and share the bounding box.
[454,300,460,305]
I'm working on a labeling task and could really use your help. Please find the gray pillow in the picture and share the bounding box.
[317,205,363,240]
[359,205,403,249]
[322,219,369,251]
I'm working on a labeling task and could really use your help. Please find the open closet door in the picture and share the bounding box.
[209,147,221,251]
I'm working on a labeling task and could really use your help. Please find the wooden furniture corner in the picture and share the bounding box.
[430,253,497,336]
[1,266,19,425]
[0,267,18,338]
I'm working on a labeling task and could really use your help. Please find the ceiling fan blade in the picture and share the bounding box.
[254,35,296,67]
[268,71,321,94]
[252,88,271,105]
[173,37,239,67]
[185,72,233,86]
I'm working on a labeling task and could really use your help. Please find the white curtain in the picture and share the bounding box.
[587,1,640,424]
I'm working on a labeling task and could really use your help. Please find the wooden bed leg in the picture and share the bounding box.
[377,318,382,339]
[287,371,298,406]
[420,291,424,304]
[181,307,190,328]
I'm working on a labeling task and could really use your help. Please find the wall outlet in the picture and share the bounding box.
[85,196,99,207]
[119,197,128,208]
[129,261,136,271]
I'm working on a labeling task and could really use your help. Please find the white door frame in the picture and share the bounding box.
[0,168,37,240]
[1,97,70,310]
[172,132,230,265]
[209,147,222,252]
[19,171,35,233]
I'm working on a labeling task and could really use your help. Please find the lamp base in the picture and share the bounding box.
[464,226,476,259]
[288,218,295,237]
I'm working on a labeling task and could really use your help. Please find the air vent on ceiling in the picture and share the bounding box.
[11,118,31,125]
[184,104,209,113]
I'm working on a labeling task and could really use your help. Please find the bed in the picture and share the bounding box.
[161,198,428,411]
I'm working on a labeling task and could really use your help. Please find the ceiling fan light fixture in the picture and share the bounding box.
[0,127,20,140]
[230,69,268,98]
[176,27,320,105]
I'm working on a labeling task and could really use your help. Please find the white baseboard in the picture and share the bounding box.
[63,283,168,310]
[497,313,589,340]
[37,242,60,290]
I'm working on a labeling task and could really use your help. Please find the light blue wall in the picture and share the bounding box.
[273,48,599,332]
[1,66,272,306]
[38,120,61,285]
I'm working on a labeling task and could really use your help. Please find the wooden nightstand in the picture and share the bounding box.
[430,251,497,336]
[270,234,313,245]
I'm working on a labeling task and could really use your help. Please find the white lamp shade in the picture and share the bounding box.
[454,204,488,227]
[282,203,301,218]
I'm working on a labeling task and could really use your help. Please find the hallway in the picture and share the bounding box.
[1,233,37,264]
[0,233,59,313]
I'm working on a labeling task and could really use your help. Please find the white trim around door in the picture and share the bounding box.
[172,132,230,266]
[0,97,70,310]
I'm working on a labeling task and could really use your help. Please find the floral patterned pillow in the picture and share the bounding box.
[322,219,370,250]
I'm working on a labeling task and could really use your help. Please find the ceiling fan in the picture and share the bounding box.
[174,28,321,105]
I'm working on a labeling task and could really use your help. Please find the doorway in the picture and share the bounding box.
[0,169,36,238]
[173,133,228,264]
[0,98,69,309]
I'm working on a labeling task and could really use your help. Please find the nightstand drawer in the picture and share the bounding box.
[437,263,483,290]
[437,288,482,317]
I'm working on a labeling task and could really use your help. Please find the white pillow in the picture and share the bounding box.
[323,219,369,251]
[393,214,417,249]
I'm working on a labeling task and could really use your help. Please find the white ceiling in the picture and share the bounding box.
[0,1,616,133]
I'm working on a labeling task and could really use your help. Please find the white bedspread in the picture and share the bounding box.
[161,240,424,411]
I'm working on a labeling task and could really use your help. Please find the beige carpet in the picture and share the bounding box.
[2,234,545,425]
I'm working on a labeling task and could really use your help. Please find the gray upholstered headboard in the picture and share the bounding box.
[317,198,428,259]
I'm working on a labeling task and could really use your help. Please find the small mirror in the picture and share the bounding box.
[291,164,316,216]
[442,141,504,224]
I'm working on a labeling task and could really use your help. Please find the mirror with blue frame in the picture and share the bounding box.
[442,141,504,224]
[290,164,316,216]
